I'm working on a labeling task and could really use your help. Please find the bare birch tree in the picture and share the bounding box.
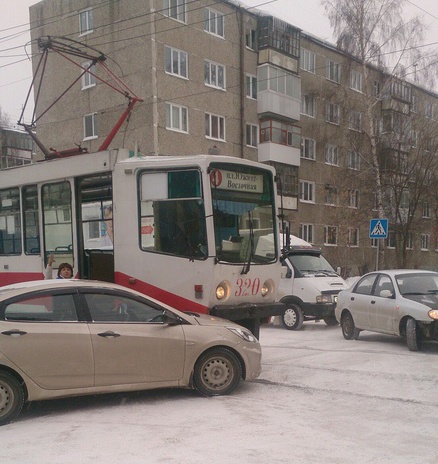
[322,0,438,268]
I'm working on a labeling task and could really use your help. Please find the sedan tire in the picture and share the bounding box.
[193,348,242,396]
[282,304,304,330]
[406,318,422,352]
[341,311,360,340]
[0,371,24,426]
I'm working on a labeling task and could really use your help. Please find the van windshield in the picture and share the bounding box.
[287,253,337,277]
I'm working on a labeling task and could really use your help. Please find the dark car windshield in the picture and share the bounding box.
[396,273,438,296]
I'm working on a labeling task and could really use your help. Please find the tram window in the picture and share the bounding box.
[139,170,207,259]
[23,185,40,254]
[0,187,22,255]
[42,182,74,266]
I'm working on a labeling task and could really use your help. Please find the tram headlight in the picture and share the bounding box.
[216,281,231,301]
[261,279,274,297]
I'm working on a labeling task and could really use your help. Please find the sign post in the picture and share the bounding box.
[369,219,388,271]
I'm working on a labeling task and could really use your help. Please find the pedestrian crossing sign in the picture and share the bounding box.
[369,218,388,238]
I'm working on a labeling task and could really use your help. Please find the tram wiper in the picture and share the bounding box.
[241,212,255,275]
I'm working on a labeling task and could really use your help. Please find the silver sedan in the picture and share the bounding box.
[335,270,438,351]
[0,280,261,425]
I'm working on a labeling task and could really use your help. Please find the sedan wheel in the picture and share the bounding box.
[193,348,242,396]
[341,311,360,340]
[282,304,304,330]
[406,318,422,352]
[0,371,24,426]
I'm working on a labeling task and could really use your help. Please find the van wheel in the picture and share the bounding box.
[282,304,304,330]
[406,318,422,352]
[323,316,338,326]
[0,371,24,426]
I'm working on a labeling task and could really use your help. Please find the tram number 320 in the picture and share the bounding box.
[235,278,261,297]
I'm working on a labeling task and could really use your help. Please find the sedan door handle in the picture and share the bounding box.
[1,329,27,336]
[97,331,121,338]
[371,300,376,304]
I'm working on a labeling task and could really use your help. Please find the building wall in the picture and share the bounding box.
[27,0,437,273]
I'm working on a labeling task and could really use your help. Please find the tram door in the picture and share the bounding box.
[76,174,114,282]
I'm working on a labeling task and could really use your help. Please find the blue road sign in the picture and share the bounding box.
[369,218,388,238]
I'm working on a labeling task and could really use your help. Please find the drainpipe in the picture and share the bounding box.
[238,7,245,159]
[150,0,159,155]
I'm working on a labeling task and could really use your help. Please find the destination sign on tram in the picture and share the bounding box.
[210,169,263,193]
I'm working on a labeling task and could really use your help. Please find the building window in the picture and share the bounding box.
[374,80,381,97]
[246,28,256,50]
[348,151,361,170]
[204,8,224,37]
[386,230,396,249]
[326,59,340,83]
[84,113,97,139]
[349,189,359,208]
[326,102,340,125]
[325,186,338,206]
[79,9,93,35]
[423,201,430,218]
[406,233,414,250]
[165,46,188,78]
[257,65,301,99]
[371,238,378,248]
[410,130,418,148]
[300,48,316,73]
[348,110,362,131]
[301,95,316,117]
[350,70,363,92]
[246,123,258,148]
[300,180,315,203]
[324,226,337,246]
[81,62,96,89]
[325,145,339,166]
[260,120,301,148]
[204,60,226,90]
[421,234,430,251]
[163,0,186,23]
[246,74,257,99]
[411,95,418,113]
[348,228,359,247]
[301,138,316,160]
[205,113,225,141]
[166,103,188,133]
[300,224,314,243]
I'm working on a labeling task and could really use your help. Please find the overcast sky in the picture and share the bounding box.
[0,0,437,127]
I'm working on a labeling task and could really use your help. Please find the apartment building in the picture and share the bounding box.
[27,0,437,273]
[0,128,34,169]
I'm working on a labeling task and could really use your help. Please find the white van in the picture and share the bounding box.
[258,234,350,330]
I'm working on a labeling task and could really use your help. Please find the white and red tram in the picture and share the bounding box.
[0,150,284,335]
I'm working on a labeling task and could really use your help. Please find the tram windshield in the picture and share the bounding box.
[210,163,277,264]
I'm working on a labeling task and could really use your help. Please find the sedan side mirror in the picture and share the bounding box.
[379,289,394,299]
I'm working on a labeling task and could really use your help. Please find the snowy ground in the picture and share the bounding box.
[2,321,438,463]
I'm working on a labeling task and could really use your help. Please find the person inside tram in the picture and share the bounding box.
[44,255,74,279]
[101,205,113,247]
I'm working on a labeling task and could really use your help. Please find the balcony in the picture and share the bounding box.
[258,142,300,166]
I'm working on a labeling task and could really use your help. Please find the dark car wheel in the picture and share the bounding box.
[282,304,304,330]
[193,348,242,396]
[406,318,422,352]
[341,311,360,340]
[323,316,338,326]
[0,371,24,426]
